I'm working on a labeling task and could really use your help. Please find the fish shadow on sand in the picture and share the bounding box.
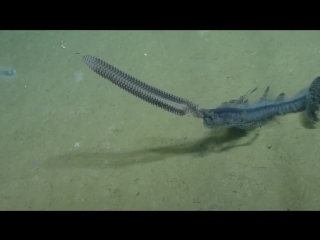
[45,128,258,169]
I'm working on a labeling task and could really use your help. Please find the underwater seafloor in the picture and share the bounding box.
[1,30,320,210]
